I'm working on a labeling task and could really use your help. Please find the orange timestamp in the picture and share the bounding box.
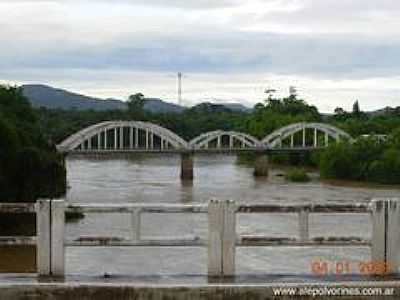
[311,259,392,275]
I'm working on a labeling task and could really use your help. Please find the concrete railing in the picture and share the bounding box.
[0,199,399,277]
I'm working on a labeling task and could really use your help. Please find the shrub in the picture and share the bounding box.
[319,142,355,179]
[319,137,400,184]
[285,168,311,182]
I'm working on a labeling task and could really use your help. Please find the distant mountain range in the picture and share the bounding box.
[22,84,126,111]
[22,84,251,113]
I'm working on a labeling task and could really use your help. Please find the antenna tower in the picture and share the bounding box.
[178,72,182,105]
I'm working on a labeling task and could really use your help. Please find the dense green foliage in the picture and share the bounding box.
[331,105,400,137]
[0,85,66,202]
[36,102,245,142]
[319,136,400,184]
[285,168,311,183]
[243,95,321,138]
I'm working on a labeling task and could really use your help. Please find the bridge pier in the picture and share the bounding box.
[180,152,194,181]
[253,153,269,177]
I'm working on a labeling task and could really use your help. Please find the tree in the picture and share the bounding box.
[334,107,346,115]
[127,93,146,119]
[0,85,66,202]
[264,88,276,100]
[127,93,145,111]
[352,100,360,116]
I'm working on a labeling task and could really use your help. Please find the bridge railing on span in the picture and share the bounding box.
[0,198,397,277]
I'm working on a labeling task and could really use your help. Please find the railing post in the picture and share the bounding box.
[386,199,400,274]
[229,136,234,148]
[371,199,386,268]
[371,198,400,274]
[104,129,107,149]
[314,128,318,147]
[129,127,133,149]
[222,200,236,276]
[208,199,223,277]
[35,199,65,277]
[51,200,65,277]
[298,208,309,242]
[36,199,51,276]
[208,200,236,277]
[114,128,117,150]
[131,208,141,241]
[135,127,139,148]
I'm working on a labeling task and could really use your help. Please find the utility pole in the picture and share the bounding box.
[178,72,182,106]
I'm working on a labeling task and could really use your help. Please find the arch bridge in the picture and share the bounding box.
[57,121,352,179]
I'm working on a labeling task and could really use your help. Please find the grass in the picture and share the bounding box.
[285,168,311,183]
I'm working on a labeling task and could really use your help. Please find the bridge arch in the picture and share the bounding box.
[262,122,352,148]
[189,130,262,150]
[57,121,189,153]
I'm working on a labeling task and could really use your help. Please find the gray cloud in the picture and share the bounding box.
[2,0,242,9]
[1,0,399,110]
[1,30,399,80]
[242,0,400,37]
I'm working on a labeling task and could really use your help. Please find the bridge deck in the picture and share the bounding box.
[0,274,399,300]
[67,147,324,155]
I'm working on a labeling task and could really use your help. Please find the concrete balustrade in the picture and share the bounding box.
[2,199,400,278]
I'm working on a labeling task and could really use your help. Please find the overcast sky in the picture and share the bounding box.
[1,0,400,112]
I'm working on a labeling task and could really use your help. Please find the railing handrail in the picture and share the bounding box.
[0,203,36,213]
[66,203,208,213]
[236,203,370,213]
[0,202,370,214]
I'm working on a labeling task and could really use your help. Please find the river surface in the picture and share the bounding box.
[61,154,400,278]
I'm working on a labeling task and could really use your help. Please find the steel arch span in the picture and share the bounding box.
[262,122,352,148]
[57,121,189,152]
[189,130,262,150]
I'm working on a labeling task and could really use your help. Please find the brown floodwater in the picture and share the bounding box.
[0,246,36,273]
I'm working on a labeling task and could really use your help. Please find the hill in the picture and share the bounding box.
[22,84,186,113]
[21,84,251,113]
[22,84,126,111]
[143,98,185,113]
[219,103,252,113]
